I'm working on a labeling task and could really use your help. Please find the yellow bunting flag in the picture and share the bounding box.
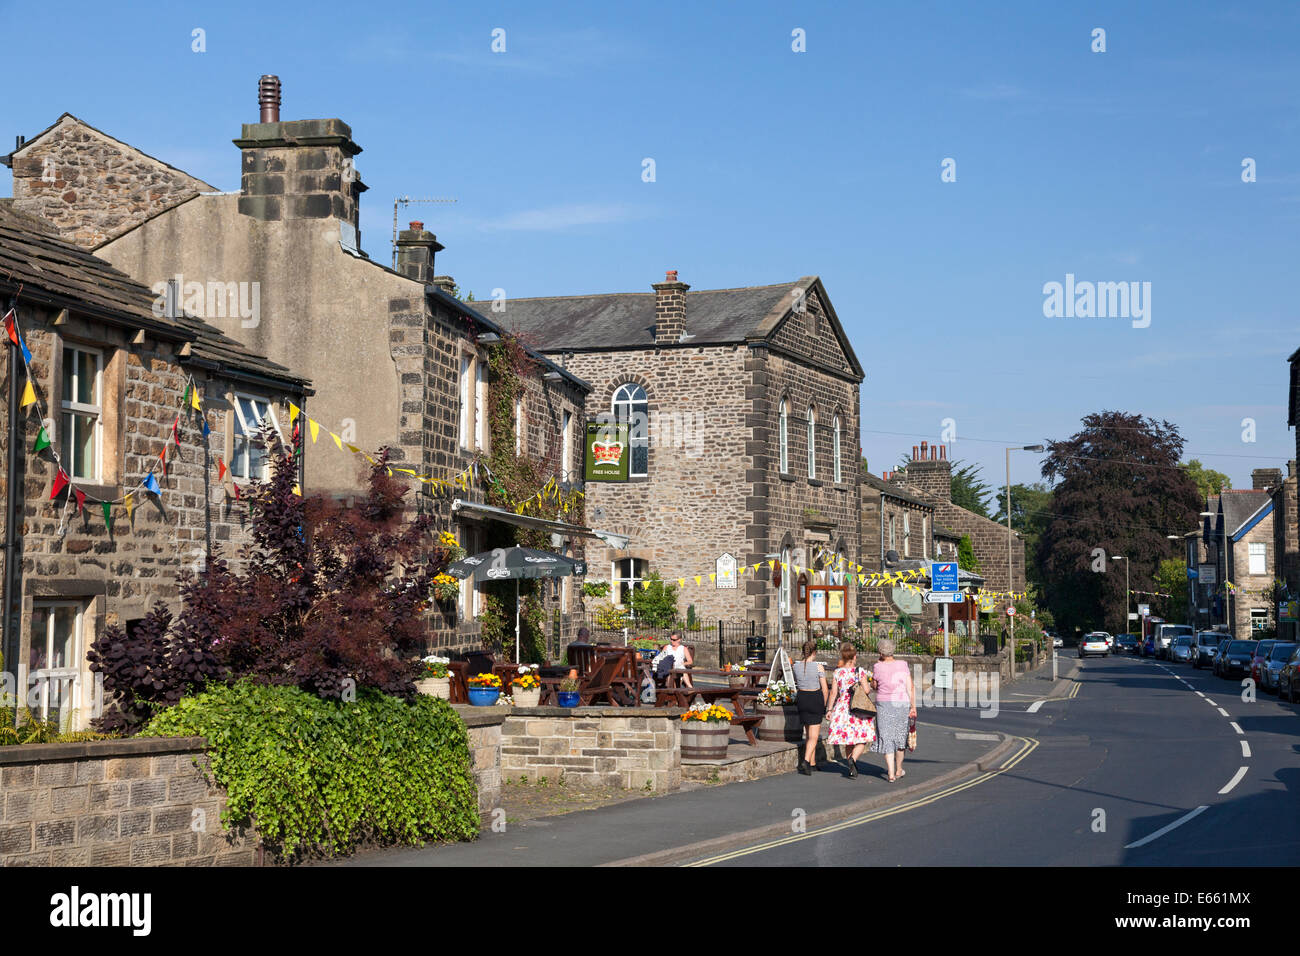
[753,564,761,573]
[309,419,320,443]
[124,493,134,520]
[694,576,702,586]
[288,402,300,423]
[709,573,716,582]
[332,432,343,450]
[678,578,686,587]
[191,387,201,411]
[768,560,775,569]
[292,484,301,496]
[20,380,36,407]
[345,443,360,454]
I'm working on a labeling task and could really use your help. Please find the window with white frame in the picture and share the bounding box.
[614,557,647,607]
[459,354,473,448]
[61,346,102,481]
[28,602,83,727]
[778,398,789,474]
[514,393,525,455]
[612,384,648,477]
[1249,542,1266,575]
[561,410,573,480]
[779,546,792,617]
[833,414,842,483]
[888,516,896,553]
[903,513,910,557]
[806,405,816,479]
[232,394,281,481]
[475,358,488,451]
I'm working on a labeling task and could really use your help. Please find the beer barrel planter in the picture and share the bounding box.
[755,703,802,742]
[680,704,733,760]
[414,677,451,700]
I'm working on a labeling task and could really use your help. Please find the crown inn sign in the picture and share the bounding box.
[585,421,629,482]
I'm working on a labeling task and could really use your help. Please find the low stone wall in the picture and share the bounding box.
[458,711,503,817]
[0,737,254,867]
[456,706,685,793]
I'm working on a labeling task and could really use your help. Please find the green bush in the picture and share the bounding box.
[141,681,479,859]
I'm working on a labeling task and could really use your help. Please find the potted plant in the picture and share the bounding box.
[754,679,801,742]
[680,703,733,759]
[414,655,451,699]
[466,672,503,706]
[432,573,460,605]
[724,661,749,688]
[511,665,542,707]
[631,637,661,661]
[557,677,581,708]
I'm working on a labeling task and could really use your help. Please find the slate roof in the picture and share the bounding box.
[0,200,307,390]
[1220,489,1271,536]
[492,276,864,379]
[863,471,932,508]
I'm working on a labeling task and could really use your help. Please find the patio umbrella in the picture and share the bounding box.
[444,547,587,662]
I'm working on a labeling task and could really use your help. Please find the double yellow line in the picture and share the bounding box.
[685,734,1040,866]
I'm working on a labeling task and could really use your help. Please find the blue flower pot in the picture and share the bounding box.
[557,691,581,708]
[468,688,501,707]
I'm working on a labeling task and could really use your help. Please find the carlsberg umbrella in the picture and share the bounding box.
[445,547,587,661]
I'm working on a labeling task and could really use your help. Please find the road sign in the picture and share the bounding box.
[930,561,959,592]
[925,590,965,604]
[934,657,953,690]
[1128,612,1139,621]
[1007,606,1016,616]
[1138,603,1150,617]
[1198,564,1217,585]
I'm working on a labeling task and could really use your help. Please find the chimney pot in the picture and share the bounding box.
[940,446,947,460]
[912,445,919,460]
[666,270,677,282]
[258,74,282,124]
[409,221,423,231]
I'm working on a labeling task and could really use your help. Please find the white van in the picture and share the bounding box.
[1154,623,1194,660]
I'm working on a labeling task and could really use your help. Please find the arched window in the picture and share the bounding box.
[778,398,789,474]
[833,414,842,483]
[614,557,647,607]
[612,383,649,477]
[807,405,817,479]
[779,545,792,617]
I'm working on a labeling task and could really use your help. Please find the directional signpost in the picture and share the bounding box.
[930,561,960,678]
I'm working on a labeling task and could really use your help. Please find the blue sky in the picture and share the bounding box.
[2,0,1297,498]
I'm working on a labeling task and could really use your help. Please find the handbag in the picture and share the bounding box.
[848,667,876,720]
[906,715,917,752]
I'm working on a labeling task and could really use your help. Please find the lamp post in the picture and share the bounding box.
[1111,555,1129,636]
[1005,445,1045,600]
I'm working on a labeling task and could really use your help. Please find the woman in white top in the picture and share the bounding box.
[658,631,694,687]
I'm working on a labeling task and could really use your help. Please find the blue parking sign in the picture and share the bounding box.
[930,561,959,592]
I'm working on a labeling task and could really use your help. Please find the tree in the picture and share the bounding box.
[628,572,680,629]
[957,535,981,574]
[1153,558,1189,623]
[90,436,450,731]
[1183,459,1231,500]
[991,481,1053,590]
[1036,411,1199,635]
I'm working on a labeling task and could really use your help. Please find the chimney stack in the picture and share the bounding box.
[235,74,366,231]
[258,75,282,123]
[395,221,445,283]
[1252,467,1283,491]
[652,270,689,345]
[902,445,953,503]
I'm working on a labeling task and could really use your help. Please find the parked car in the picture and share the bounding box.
[1250,639,1277,684]
[1280,648,1300,702]
[1052,635,1063,649]
[1115,634,1139,654]
[1079,633,1111,658]
[1154,623,1194,660]
[1192,631,1226,669]
[1260,643,1297,694]
[1142,635,1156,657]
[1169,635,1195,663]
[1218,640,1259,680]
[1212,636,1233,675]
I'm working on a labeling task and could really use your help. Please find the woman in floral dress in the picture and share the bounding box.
[825,642,875,777]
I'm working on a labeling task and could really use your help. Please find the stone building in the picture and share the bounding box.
[493,271,865,631]
[1197,484,1276,638]
[1271,462,1299,643]
[7,79,592,652]
[0,201,308,729]
[884,441,1027,597]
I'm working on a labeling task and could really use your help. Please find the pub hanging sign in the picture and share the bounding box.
[585,421,630,482]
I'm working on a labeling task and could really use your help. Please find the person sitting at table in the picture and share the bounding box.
[655,631,694,688]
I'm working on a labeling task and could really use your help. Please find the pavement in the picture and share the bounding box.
[333,712,1013,867]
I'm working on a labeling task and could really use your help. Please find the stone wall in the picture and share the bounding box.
[459,712,503,816]
[7,114,215,250]
[1229,506,1275,637]
[498,707,683,792]
[1273,467,1299,641]
[0,736,254,867]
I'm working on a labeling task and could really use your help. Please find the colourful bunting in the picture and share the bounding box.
[217,457,227,480]
[288,402,300,423]
[50,470,69,499]
[73,488,85,513]
[143,472,161,496]
[124,494,133,520]
[33,427,50,453]
[3,309,32,363]
[309,419,319,443]
[102,501,112,534]
[20,380,36,407]
[190,386,201,411]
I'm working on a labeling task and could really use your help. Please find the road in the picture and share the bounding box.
[688,651,1300,866]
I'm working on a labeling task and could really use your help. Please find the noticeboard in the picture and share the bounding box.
[806,585,847,621]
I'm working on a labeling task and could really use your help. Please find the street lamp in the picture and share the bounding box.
[1005,445,1045,601]
[1111,555,1129,636]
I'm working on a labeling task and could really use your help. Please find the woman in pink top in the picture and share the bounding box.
[869,639,916,782]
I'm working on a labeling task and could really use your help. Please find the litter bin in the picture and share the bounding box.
[746,634,767,663]
[981,634,999,656]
